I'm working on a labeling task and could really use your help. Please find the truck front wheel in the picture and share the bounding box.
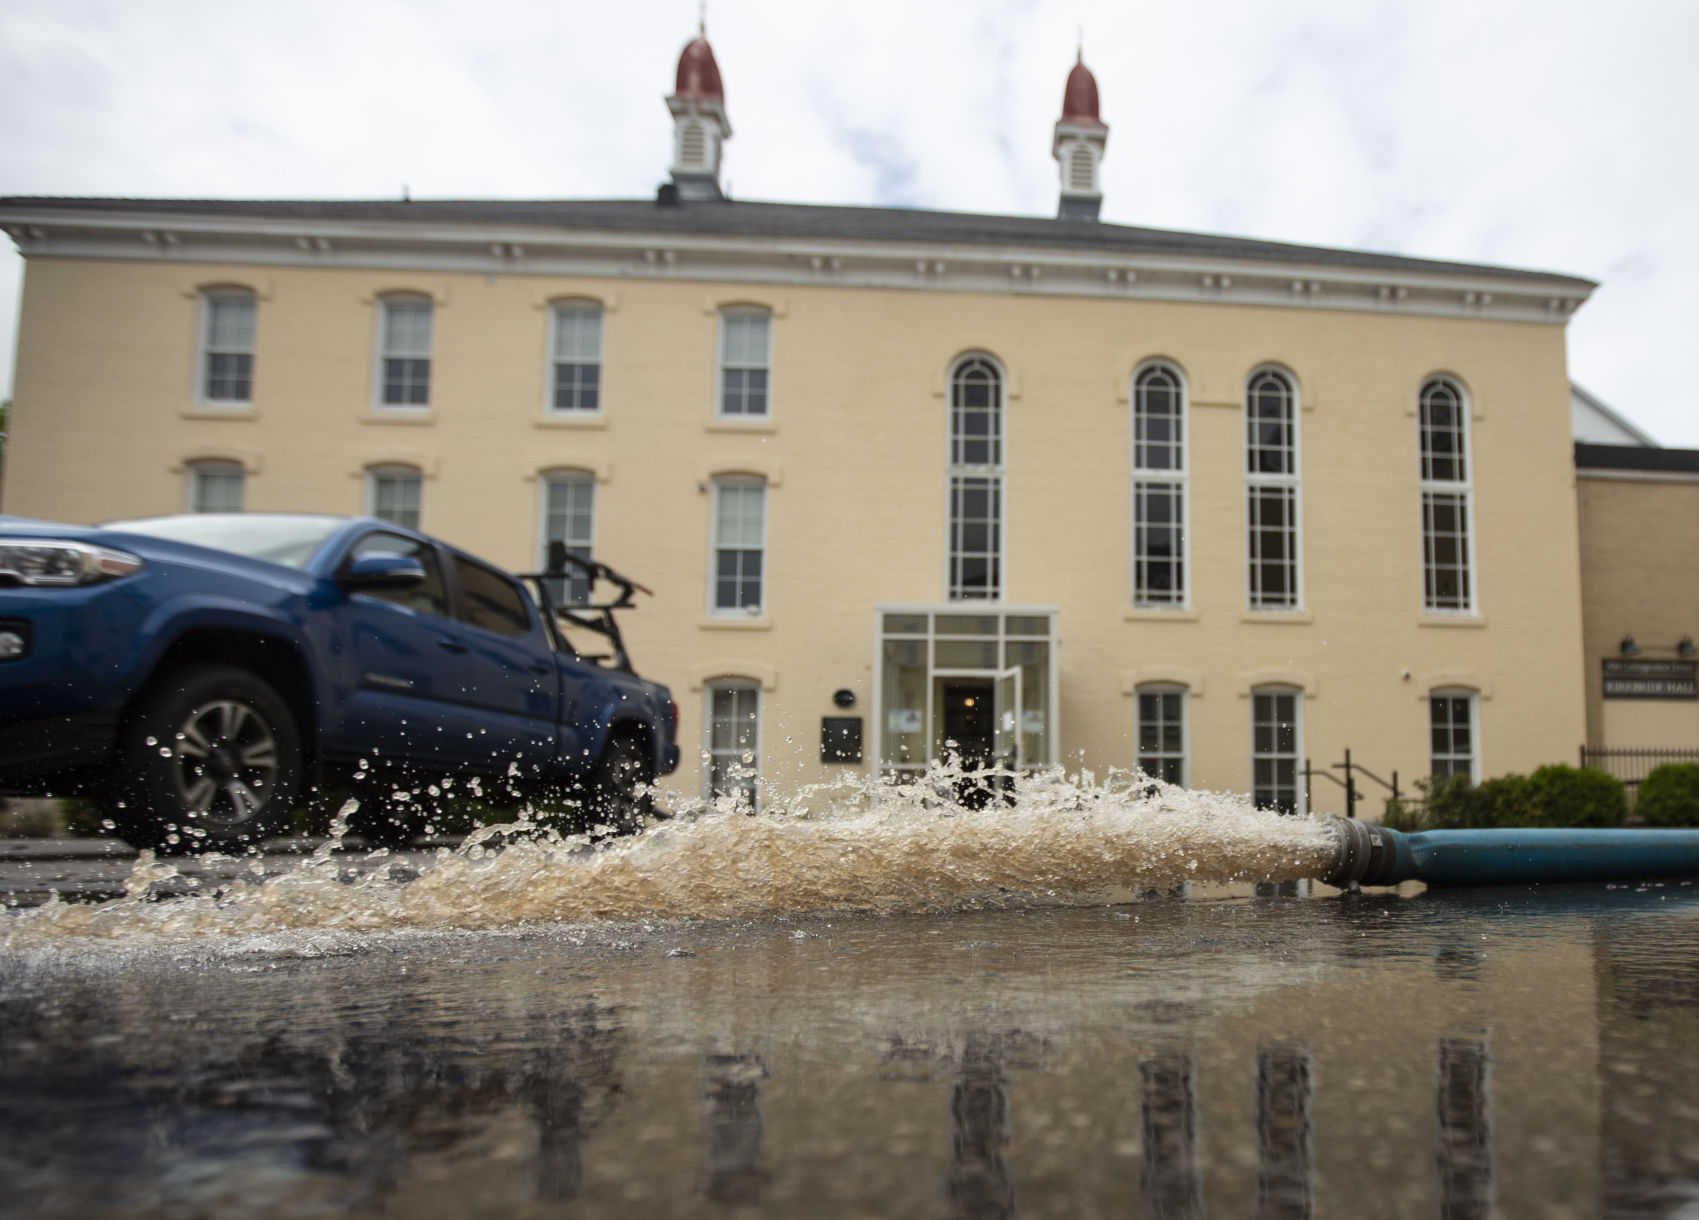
[109,664,303,853]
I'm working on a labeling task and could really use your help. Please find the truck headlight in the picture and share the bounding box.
[0,539,144,586]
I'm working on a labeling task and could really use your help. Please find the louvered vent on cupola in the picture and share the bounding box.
[680,121,707,169]
[1069,144,1095,192]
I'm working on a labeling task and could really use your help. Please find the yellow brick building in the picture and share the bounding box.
[0,36,1599,814]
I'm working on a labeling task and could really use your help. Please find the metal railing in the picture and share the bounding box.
[1580,746,1699,795]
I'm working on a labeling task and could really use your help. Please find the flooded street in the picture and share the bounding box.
[3,784,1699,1217]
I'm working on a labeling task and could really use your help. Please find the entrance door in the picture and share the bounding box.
[938,678,994,772]
[993,665,1022,773]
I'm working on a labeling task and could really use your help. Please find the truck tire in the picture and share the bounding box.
[585,733,653,836]
[108,663,302,853]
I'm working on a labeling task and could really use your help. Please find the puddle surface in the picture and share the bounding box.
[4,772,1698,1217]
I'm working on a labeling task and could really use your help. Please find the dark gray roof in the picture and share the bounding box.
[0,195,1595,287]
[1576,443,1699,473]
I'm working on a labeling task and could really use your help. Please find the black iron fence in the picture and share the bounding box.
[1580,746,1699,799]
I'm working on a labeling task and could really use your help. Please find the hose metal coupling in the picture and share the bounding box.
[1320,816,1398,888]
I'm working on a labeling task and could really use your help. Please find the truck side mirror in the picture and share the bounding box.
[340,551,426,591]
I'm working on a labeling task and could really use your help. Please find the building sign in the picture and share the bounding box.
[1602,658,1699,700]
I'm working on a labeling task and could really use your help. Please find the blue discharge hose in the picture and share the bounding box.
[1321,818,1699,888]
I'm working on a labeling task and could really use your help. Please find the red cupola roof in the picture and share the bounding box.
[674,33,725,101]
[1061,55,1101,124]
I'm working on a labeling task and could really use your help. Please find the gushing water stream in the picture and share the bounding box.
[2,768,1336,946]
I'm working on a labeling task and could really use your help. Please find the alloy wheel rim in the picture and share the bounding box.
[169,699,278,828]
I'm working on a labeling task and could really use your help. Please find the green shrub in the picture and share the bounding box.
[1527,764,1627,828]
[1637,763,1699,827]
[1381,795,1423,831]
[1422,773,1479,829]
[1473,774,1539,827]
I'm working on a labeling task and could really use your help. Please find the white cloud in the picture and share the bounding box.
[1,0,1695,442]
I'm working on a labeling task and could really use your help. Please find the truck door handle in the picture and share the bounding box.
[528,661,552,675]
[436,635,468,654]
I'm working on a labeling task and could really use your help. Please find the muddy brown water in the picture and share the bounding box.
[3,779,1698,1217]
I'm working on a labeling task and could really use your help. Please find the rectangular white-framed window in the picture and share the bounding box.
[540,471,596,606]
[187,460,245,513]
[1246,368,1301,610]
[378,296,433,408]
[704,680,761,809]
[717,308,771,418]
[1132,363,1188,606]
[549,302,603,413]
[1430,691,1477,780]
[1419,378,1475,614]
[948,475,1003,601]
[710,477,766,615]
[1136,685,1187,786]
[200,290,256,405]
[367,465,422,530]
[1251,687,1302,814]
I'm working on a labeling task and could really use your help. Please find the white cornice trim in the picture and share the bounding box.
[0,207,1594,326]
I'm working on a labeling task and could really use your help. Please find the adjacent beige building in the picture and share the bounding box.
[0,34,1602,814]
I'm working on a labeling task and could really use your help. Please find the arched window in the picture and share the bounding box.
[1419,377,1474,613]
[1245,368,1300,610]
[549,302,603,413]
[199,288,256,405]
[187,459,245,513]
[377,294,433,408]
[1132,362,1187,606]
[366,464,422,529]
[540,470,595,605]
[1251,685,1303,814]
[948,355,1004,600]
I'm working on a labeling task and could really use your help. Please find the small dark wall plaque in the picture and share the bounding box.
[821,717,863,763]
[1603,657,1699,700]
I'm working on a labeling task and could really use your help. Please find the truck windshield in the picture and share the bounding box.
[102,514,346,569]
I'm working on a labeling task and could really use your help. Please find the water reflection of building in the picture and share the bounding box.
[1595,915,1699,1214]
[701,1052,769,1204]
[1141,1051,1204,1219]
[1436,1037,1494,1220]
[0,21,1599,814]
[1256,1046,1315,1220]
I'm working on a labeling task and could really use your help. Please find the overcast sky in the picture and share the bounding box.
[1,0,1695,442]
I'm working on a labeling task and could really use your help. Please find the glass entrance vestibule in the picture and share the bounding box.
[874,606,1059,779]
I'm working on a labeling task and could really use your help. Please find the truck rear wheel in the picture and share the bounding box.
[108,664,302,853]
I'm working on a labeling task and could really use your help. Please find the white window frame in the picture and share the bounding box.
[538,470,596,606]
[708,476,767,617]
[186,459,246,513]
[946,353,1006,602]
[547,301,604,415]
[1245,366,1302,611]
[703,679,761,808]
[366,464,423,530]
[1429,688,1480,782]
[198,288,256,406]
[1135,684,1188,787]
[1250,686,1304,814]
[1131,360,1189,608]
[375,294,433,411]
[1418,377,1477,615]
[716,307,772,419]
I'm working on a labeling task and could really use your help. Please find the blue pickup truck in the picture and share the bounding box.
[0,513,680,850]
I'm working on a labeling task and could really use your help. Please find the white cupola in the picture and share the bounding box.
[1052,52,1108,221]
[666,25,732,201]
